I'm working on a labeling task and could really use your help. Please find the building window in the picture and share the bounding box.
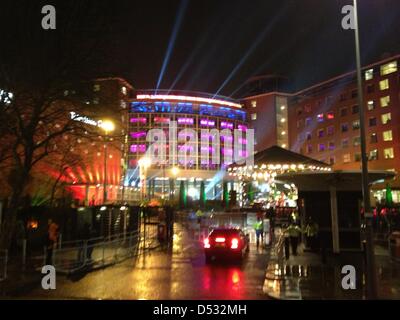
[384,147,395,159]
[327,126,334,136]
[352,105,359,114]
[121,86,127,95]
[381,112,392,125]
[354,153,361,162]
[383,130,393,141]
[379,79,390,91]
[369,149,378,161]
[307,144,313,154]
[380,96,390,107]
[381,61,397,76]
[365,68,374,80]
[340,93,346,101]
[328,141,335,151]
[326,111,334,120]
[342,138,349,148]
[317,114,324,122]
[353,136,361,146]
[93,84,100,92]
[367,84,375,94]
[306,132,312,141]
[341,123,349,133]
[318,144,325,152]
[370,133,378,143]
[340,107,348,117]
[367,100,375,111]
[343,153,351,163]
[369,117,377,127]
[296,119,303,128]
[304,105,312,113]
[318,129,325,138]
[351,90,358,99]
[305,117,312,126]
[329,157,335,165]
[251,100,257,108]
[352,120,360,130]
[251,113,257,120]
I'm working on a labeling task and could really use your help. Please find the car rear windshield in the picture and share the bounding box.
[210,229,240,237]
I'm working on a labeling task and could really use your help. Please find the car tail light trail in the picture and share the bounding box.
[204,238,210,248]
[215,237,226,243]
[231,238,239,249]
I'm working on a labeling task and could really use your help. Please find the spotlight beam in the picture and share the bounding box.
[156,0,189,90]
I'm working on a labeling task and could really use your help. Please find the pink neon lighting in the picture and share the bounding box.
[220,121,233,129]
[237,124,247,131]
[130,131,146,139]
[154,117,170,123]
[130,144,146,153]
[136,94,242,109]
[130,117,147,124]
[200,119,215,127]
[177,117,194,125]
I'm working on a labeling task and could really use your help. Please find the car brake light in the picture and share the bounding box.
[204,238,210,248]
[215,237,226,243]
[231,238,239,249]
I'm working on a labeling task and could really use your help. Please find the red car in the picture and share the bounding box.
[203,227,249,263]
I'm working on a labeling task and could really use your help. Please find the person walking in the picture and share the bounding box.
[305,218,319,252]
[287,223,301,256]
[45,219,59,265]
[254,217,264,247]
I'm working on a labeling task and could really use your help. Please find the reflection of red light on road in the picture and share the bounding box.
[232,270,240,285]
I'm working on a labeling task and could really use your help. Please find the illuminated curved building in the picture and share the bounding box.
[125,90,250,201]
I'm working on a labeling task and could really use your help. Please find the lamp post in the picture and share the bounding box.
[139,157,151,202]
[353,0,377,299]
[101,120,115,204]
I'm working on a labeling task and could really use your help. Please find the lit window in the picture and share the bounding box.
[369,117,377,127]
[340,107,347,117]
[318,129,324,138]
[326,111,334,120]
[343,154,351,163]
[318,144,325,152]
[381,113,391,124]
[370,133,378,143]
[251,113,257,120]
[64,90,69,96]
[380,96,390,107]
[365,68,374,80]
[352,105,359,114]
[384,148,394,159]
[367,100,375,111]
[383,130,393,141]
[251,100,257,108]
[305,117,312,126]
[369,149,378,161]
[342,138,349,148]
[121,86,127,95]
[327,126,334,135]
[354,153,361,162]
[93,84,100,92]
[380,61,397,76]
[352,120,360,130]
[280,105,286,110]
[353,136,361,146]
[379,79,389,91]
[328,141,335,151]
[341,123,349,133]
[317,114,324,122]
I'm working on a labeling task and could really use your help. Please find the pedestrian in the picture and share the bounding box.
[254,217,264,247]
[287,223,301,256]
[305,217,319,252]
[45,219,59,265]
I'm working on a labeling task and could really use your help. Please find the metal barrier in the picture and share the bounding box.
[44,229,157,274]
[0,249,7,281]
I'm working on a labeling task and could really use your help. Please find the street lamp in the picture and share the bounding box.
[353,0,377,299]
[100,120,115,204]
[139,157,151,201]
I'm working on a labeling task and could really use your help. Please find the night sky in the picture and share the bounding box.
[2,0,400,96]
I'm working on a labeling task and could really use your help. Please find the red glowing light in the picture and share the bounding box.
[204,238,210,248]
[215,237,226,243]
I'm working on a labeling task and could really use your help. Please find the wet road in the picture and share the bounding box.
[25,224,270,300]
